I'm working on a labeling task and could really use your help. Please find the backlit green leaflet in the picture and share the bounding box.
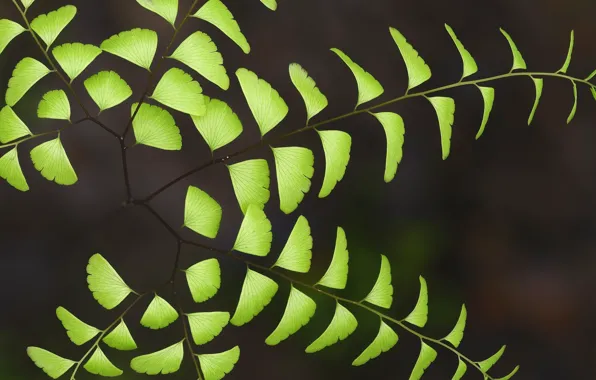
[30,5,77,48]
[52,43,102,82]
[0,19,26,55]
[136,0,178,27]
[30,137,78,185]
[185,258,221,303]
[0,106,31,143]
[101,28,158,71]
[194,0,251,54]
[5,57,51,106]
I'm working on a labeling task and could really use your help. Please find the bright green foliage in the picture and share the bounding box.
[183,186,222,239]
[140,294,179,329]
[331,48,384,107]
[230,268,278,326]
[443,304,467,348]
[37,90,70,121]
[452,359,467,380]
[272,146,314,214]
[427,96,455,160]
[404,276,428,327]
[272,215,312,272]
[169,31,229,90]
[151,68,206,116]
[236,68,289,136]
[500,29,527,71]
[444,24,478,79]
[266,286,316,345]
[0,19,25,55]
[0,106,31,143]
[478,345,506,372]
[103,320,137,351]
[410,341,437,380]
[497,366,520,380]
[27,347,75,379]
[528,77,543,125]
[136,0,178,26]
[389,28,432,91]
[587,69,596,81]
[131,103,182,150]
[84,346,123,377]
[86,253,134,310]
[55,306,100,345]
[197,346,240,380]
[567,81,577,123]
[20,0,35,9]
[305,302,357,353]
[317,130,351,198]
[558,30,574,74]
[185,258,221,303]
[370,112,405,182]
[476,86,495,139]
[52,43,102,82]
[191,97,242,152]
[130,341,184,375]
[289,63,328,121]
[352,321,398,366]
[194,0,251,54]
[187,311,230,345]
[0,148,29,191]
[316,227,349,289]
[100,28,157,71]
[30,137,78,185]
[261,0,277,11]
[227,159,270,214]
[363,255,393,309]
[233,203,272,256]
[84,71,132,113]
[30,5,77,48]
[592,87,596,102]
[5,57,51,106]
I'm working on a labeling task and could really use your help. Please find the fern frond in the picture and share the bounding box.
[0,19,26,55]
[30,5,76,48]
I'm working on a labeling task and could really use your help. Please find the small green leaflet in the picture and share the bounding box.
[101,28,158,71]
[131,103,182,150]
[475,86,495,139]
[30,5,77,48]
[404,276,428,327]
[592,87,596,102]
[478,345,506,372]
[27,347,75,379]
[352,320,398,366]
[586,69,596,81]
[528,77,543,125]
[389,27,432,91]
[558,30,574,74]
[443,304,467,348]
[191,97,242,152]
[331,48,384,107]
[427,96,455,160]
[130,340,184,375]
[169,31,229,90]
[233,204,272,256]
[272,215,312,273]
[194,0,251,54]
[289,63,328,122]
[103,319,137,351]
[151,68,205,116]
[370,112,405,183]
[227,159,270,214]
[410,341,437,380]
[84,71,132,113]
[136,0,178,26]
[500,29,527,72]
[52,43,101,82]
[0,19,25,55]
[183,186,222,239]
[305,302,357,353]
[20,0,35,9]
[55,306,100,345]
[261,0,277,11]
[84,346,123,377]
[5,57,51,106]
[317,130,351,198]
[444,24,478,80]
[272,146,315,214]
[362,255,393,309]
[187,311,230,345]
[230,268,278,326]
[0,106,31,143]
[37,90,71,121]
[140,294,179,329]
[197,346,240,380]
[316,227,349,289]
[452,359,468,380]
[30,137,78,185]
[87,253,134,310]
[496,366,520,380]
[265,285,316,345]
[185,258,221,303]
[0,148,29,191]
[567,81,577,124]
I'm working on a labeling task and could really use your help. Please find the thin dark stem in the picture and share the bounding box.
[120,141,133,202]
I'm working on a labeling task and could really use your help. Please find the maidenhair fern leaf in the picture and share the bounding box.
[261,0,277,11]
[194,0,250,54]
[56,306,100,345]
[272,215,312,273]
[558,30,574,74]
[103,320,137,351]
[476,86,495,139]
[5,57,51,106]
[272,146,315,214]
[452,359,468,380]
[197,346,240,380]
[84,71,132,113]
[389,28,432,90]
[496,366,520,380]
[52,43,102,82]
[27,347,75,379]
[0,106,31,143]
[427,96,455,160]
[37,90,71,121]
[227,159,270,214]
[84,346,123,377]
[444,24,478,79]
[140,294,179,330]
[352,320,398,366]
[305,302,358,353]
[131,103,182,150]
[410,341,437,380]
[265,286,316,345]
[87,253,134,310]
[0,19,25,55]
[289,63,328,121]
[151,68,205,116]
[130,341,184,375]
[230,268,278,326]
[331,48,384,107]
[233,204,272,256]
[317,130,351,198]
[443,304,467,348]
[30,137,78,185]
[478,345,506,372]
[567,81,577,124]
[0,148,29,191]
[316,227,349,289]
[370,112,405,183]
[528,77,543,125]
[30,5,77,48]
[191,97,242,152]
[183,186,222,239]
[500,29,527,72]
[404,276,428,327]
[101,28,158,71]
[185,259,221,303]
[362,255,393,309]
[187,312,230,345]
[136,0,178,26]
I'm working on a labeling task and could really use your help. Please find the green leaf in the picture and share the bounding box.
[0,106,31,143]
[272,146,314,214]
[151,68,205,116]
[183,186,222,239]
[427,96,455,160]
[194,0,250,54]
[475,86,495,139]
[478,345,506,372]
[227,159,270,214]
[187,311,230,345]
[87,253,134,310]
[232,204,272,256]
[0,148,29,191]
[56,306,100,345]
[84,346,123,377]
[140,294,179,329]
[191,97,242,152]
[500,29,527,72]
[567,81,577,124]
[317,130,351,198]
[370,112,405,183]
[316,227,349,289]
[30,137,78,185]
[272,215,312,273]
[592,87,596,102]
[452,359,468,380]
[20,0,35,10]
[37,90,70,121]
[230,268,278,326]
[266,285,317,345]
[84,71,132,113]
[236,68,288,136]
[331,48,384,107]
[352,320,398,366]
[197,346,240,380]
[5,57,51,106]
[305,302,358,353]
[528,77,543,125]
[586,69,596,81]
[389,27,432,90]
[363,255,393,309]
[30,5,77,48]
[496,366,520,380]
[136,0,178,26]
[404,276,428,327]
[103,320,137,351]
[0,19,25,55]
[130,341,184,375]
[27,347,75,379]
[131,103,182,150]
[169,31,229,90]
[443,304,467,348]
[410,341,437,380]
[558,30,574,74]
[185,258,221,303]
[261,0,277,11]
[289,63,328,121]
[101,28,157,71]
[444,24,478,79]
[52,43,102,82]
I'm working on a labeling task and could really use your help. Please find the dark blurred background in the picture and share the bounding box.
[1,0,596,379]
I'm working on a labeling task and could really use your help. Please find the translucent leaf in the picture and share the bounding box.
[500,29,527,72]
[227,159,270,214]
[496,366,520,380]
[0,106,31,143]
[427,96,455,160]
[84,346,123,377]
[131,103,181,151]
[331,48,384,107]
[370,112,405,183]
[389,28,432,90]
[140,294,179,329]
[266,286,316,345]
[289,63,328,121]
[586,69,596,81]
[352,321,398,366]
[37,90,70,121]
[183,186,222,239]
[0,19,25,55]
[232,204,272,256]
[194,0,250,54]
[272,146,314,214]
[101,28,157,71]
[316,227,349,289]
[151,68,205,116]
[444,24,478,79]
[363,255,393,309]
[567,81,577,124]
[130,341,184,375]
[230,268,278,326]
[261,0,277,11]
[443,304,467,348]
[236,68,288,136]
[169,31,229,90]
[20,0,35,10]
[5,57,51,106]
[452,359,467,380]
[478,345,506,372]
[185,259,221,303]
[558,30,574,74]
[103,320,137,351]
[52,43,102,82]
[55,306,100,345]
[404,276,428,327]
[305,302,358,353]
[30,137,78,185]
[528,77,543,125]
[87,253,133,310]
[27,347,75,379]
[187,311,230,345]
[30,5,77,48]
[475,86,495,139]
[273,215,312,273]
[197,346,240,380]
[84,71,132,112]
[409,342,437,380]
[191,97,242,152]
[317,130,351,198]
[0,148,29,191]
[136,0,178,26]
